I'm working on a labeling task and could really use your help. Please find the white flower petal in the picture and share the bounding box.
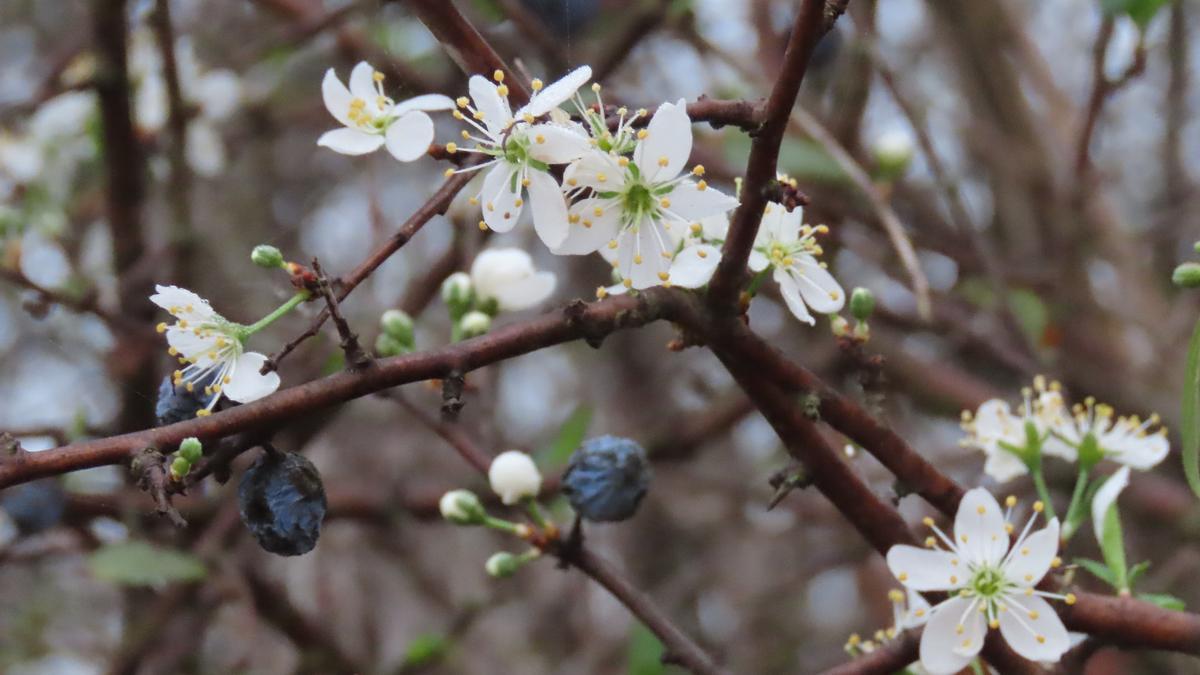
[775,269,814,324]
[1004,518,1059,587]
[669,244,721,288]
[165,327,220,364]
[699,213,729,241]
[634,98,692,183]
[790,256,845,313]
[1092,465,1130,545]
[920,597,985,675]
[222,352,280,403]
[904,589,932,629]
[748,250,770,272]
[775,204,803,243]
[321,68,354,127]
[491,271,556,311]
[480,163,523,233]
[984,448,1029,483]
[998,594,1070,663]
[469,74,512,137]
[348,61,377,102]
[619,219,672,290]
[384,111,434,162]
[954,488,1010,566]
[1109,432,1169,470]
[562,151,624,192]
[393,93,456,116]
[519,65,592,118]
[317,128,384,155]
[553,197,622,255]
[663,181,739,222]
[526,123,590,164]
[195,69,241,120]
[151,285,216,320]
[886,545,960,592]
[526,168,570,248]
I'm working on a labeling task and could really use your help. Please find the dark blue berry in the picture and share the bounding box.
[561,436,651,522]
[238,451,327,556]
[1,479,65,534]
[154,372,218,426]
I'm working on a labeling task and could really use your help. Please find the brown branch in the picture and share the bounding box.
[707,0,844,309]
[1074,15,1148,177]
[312,258,371,370]
[0,289,683,489]
[820,631,919,675]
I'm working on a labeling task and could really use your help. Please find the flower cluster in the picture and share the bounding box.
[886,489,1074,674]
[317,62,848,324]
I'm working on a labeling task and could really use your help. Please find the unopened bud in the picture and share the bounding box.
[374,333,409,357]
[830,315,851,337]
[178,437,203,463]
[485,551,522,578]
[873,129,915,179]
[380,309,414,345]
[441,272,473,316]
[251,245,285,269]
[459,310,491,338]
[1173,262,1200,289]
[170,455,191,480]
[849,287,875,321]
[439,489,486,525]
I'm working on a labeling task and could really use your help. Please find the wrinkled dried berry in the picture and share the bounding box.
[561,436,651,522]
[238,451,326,556]
[1,479,65,534]
[154,372,218,426]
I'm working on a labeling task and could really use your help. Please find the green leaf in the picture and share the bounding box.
[1127,560,1151,588]
[1183,317,1200,499]
[1099,503,1129,591]
[1137,592,1186,611]
[88,542,206,588]
[628,623,666,675]
[538,406,592,467]
[1007,288,1049,346]
[402,633,450,666]
[1075,558,1118,589]
[1101,0,1169,27]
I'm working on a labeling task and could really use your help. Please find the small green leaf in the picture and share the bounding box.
[88,542,206,588]
[1183,317,1200,499]
[1127,560,1151,588]
[1075,558,1118,589]
[1137,592,1186,611]
[402,633,450,666]
[538,406,592,467]
[628,623,667,675]
[1101,0,1170,27]
[1008,288,1049,346]
[1099,503,1129,591]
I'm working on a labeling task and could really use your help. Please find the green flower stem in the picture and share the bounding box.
[523,497,551,531]
[1060,467,1091,541]
[745,267,772,297]
[481,516,521,534]
[449,322,464,343]
[241,291,309,338]
[1028,463,1059,523]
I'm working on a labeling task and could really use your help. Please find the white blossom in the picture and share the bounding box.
[1044,396,1169,471]
[748,201,844,324]
[318,61,454,162]
[555,99,738,289]
[488,450,542,505]
[886,489,1073,674]
[960,376,1072,482]
[151,285,280,414]
[449,66,593,248]
[469,248,556,311]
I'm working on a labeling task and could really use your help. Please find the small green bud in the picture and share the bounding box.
[849,287,875,322]
[380,309,414,345]
[830,315,851,337]
[485,551,522,578]
[441,272,473,317]
[170,455,192,480]
[439,489,486,525]
[178,437,203,463]
[375,333,409,357]
[251,245,285,269]
[459,311,491,339]
[1173,262,1200,289]
[873,130,915,180]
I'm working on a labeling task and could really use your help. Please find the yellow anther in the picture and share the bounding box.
[618,157,629,167]
[596,173,607,183]
[196,409,211,417]
[1033,501,1045,513]
[593,206,604,217]
[690,223,702,234]
[925,536,936,548]
[567,178,578,187]
[350,97,366,109]
[1051,557,1062,568]
[888,590,904,603]
[633,255,643,264]
[657,271,669,281]
[977,505,986,515]
[444,168,455,177]
[535,134,545,144]
[493,69,505,82]
[522,178,531,187]
[657,156,669,167]
[1004,523,1014,534]
[989,619,1000,629]
[898,573,908,582]
[156,322,168,333]
[1065,593,1077,605]
[697,250,708,259]
[607,240,618,249]
[531,78,544,91]
[692,165,705,176]
[496,84,509,97]
[514,199,524,207]
[168,347,178,356]
[697,180,708,191]
[1005,495,1017,507]
[591,82,601,92]
[372,70,385,83]
[622,278,632,288]
[453,110,465,120]
[178,320,189,329]
[582,219,592,228]
[637,129,648,140]
[568,214,580,224]
[949,575,958,584]
[1036,636,1046,644]
[185,383,194,392]
[659,198,671,208]
[922,517,935,527]
[478,220,488,231]
[523,113,534,123]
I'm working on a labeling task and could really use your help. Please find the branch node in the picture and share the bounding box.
[312,258,371,371]
[441,370,466,422]
[767,462,811,510]
[133,446,187,528]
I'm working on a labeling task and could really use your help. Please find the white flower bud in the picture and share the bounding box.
[459,310,492,338]
[485,551,521,578]
[873,129,915,178]
[439,489,486,525]
[488,450,542,505]
[441,272,473,315]
[470,248,556,312]
[379,309,414,345]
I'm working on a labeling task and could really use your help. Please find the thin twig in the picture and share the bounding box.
[312,257,371,370]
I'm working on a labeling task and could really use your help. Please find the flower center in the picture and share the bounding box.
[969,565,1007,599]
[622,181,654,217]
